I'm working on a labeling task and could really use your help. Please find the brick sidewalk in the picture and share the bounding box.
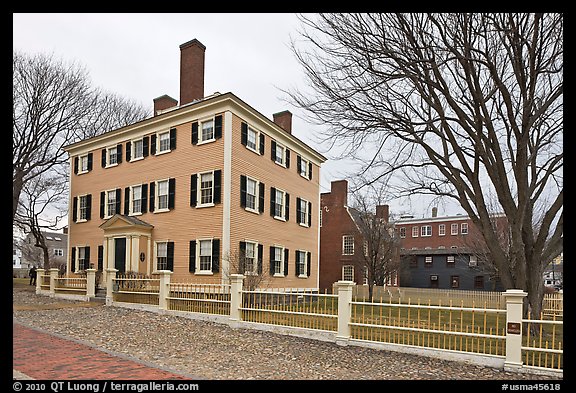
[13,321,194,380]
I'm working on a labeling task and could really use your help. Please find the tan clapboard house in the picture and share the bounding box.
[63,39,326,289]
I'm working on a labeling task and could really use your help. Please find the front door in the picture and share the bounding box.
[114,237,126,273]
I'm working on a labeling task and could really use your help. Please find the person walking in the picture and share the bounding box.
[29,266,37,286]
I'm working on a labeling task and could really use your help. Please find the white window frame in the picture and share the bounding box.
[461,223,469,235]
[273,188,286,221]
[246,126,259,154]
[447,255,455,265]
[244,241,258,276]
[399,227,406,238]
[78,154,89,174]
[299,156,310,179]
[296,250,307,278]
[451,223,459,235]
[195,238,214,274]
[77,194,89,222]
[105,189,117,218]
[342,265,354,282]
[271,245,285,277]
[412,226,419,237]
[425,256,433,266]
[156,130,171,155]
[130,185,143,216]
[274,142,286,167]
[54,248,64,257]
[155,179,170,212]
[197,171,215,208]
[421,225,432,237]
[198,118,215,144]
[469,255,478,267]
[298,198,310,227]
[131,138,144,162]
[106,146,118,168]
[75,246,89,272]
[155,241,168,271]
[438,224,446,236]
[245,176,259,213]
[342,235,354,256]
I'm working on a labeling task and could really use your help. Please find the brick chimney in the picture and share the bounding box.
[376,205,389,222]
[153,94,178,116]
[330,180,348,208]
[179,39,206,106]
[273,110,292,134]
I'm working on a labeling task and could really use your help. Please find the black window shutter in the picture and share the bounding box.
[170,128,177,150]
[259,133,265,155]
[213,170,222,204]
[115,188,121,214]
[85,246,91,268]
[71,247,76,272]
[212,239,220,273]
[141,183,148,214]
[258,182,265,213]
[308,162,313,180]
[190,174,197,207]
[101,149,107,168]
[239,241,246,273]
[189,240,196,273]
[284,249,289,276]
[214,115,222,139]
[295,250,300,276]
[100,191,105,219]
[257,244,263,275]
[87,153,93,171]
[285,193,290,221]
[191,122,198,145]
[124,187,130,215]
[86,194,92,220]
[72,197,78,222]
[296,197,302,224]
[297,155,301,174]
[307,252,311,277]
[167,242,174,271]
[240,175,247,208]
[285,150,290,168]
[97,245,103,271]
[308,201,312,227]
[74,157,78,174]
[168,178,176,209]
[126,141,131,162]
[150,134,157,155]
[270,187,276,217]
[149,182,155,212]
[117,144,123,164]
[143,136,149,157]
[241,122,248,146]
[269,246,275,276]
[271,141,276,161]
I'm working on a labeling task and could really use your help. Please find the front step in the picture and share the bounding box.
[89,289,107,303]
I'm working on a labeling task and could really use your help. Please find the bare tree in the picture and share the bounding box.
[287,13,562,317]
[223,247,267,290]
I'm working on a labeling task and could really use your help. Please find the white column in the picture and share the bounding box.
[85,268,96,298]
[147,236,152,275]
[35,268,44,294]
[335,280,355,346]
[105,268,118,306]
[131,235,140,273]
[102,238,108,287]
[107,237,115,270]
[503,289,528,371]
[125,236,132,272]
[157,270,172,311]
[49,268,59,297]
[229,274,244,326]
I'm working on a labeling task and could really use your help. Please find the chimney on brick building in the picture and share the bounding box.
[432,206,438,218]
[273,110,292,134]
[62,226,68,234]
[179,39,206,106]
[153,94,178,116]
[330,180,349,207]
[376,205,389,222]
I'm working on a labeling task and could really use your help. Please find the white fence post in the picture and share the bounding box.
[335,280,355,346]
[105,268,118,306]
[157,270,172,311]
[49,268,59,297]
[35,268,44,294]
[85,268,96,299]
[502,289,528,371]
[229,274,244,327]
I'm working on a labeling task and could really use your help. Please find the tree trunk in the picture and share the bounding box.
[13,170,24,220]
[42,245,51,271]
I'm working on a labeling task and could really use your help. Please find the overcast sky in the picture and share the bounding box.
[13,13,465,218]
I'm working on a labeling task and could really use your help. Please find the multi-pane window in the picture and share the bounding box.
[54,249,63,257]
[469,255,478,267]
[399,227,406,238]
[79,155,89,173]
[296,250,307,277]
[106,190,116,217]
[158,131,170,153]
[199,240,213,272]
[343,265,354,282]
[274,189,285,219]
[342,235,354,255]
[246,177,258,211]
[79,195,88,220]
[451,223,459,235]
[461,223,468,235]
[200,172,214,205]
[275,144,285,165]
[425,256,433,267]
[157,180,169,210]
[438,224,446,236]
[272,246,283,276]
[451,275,460,288]
[412,226,419,237]
[298,198,309,226]
[447,255,455,267]
[244,242,257,275]
[201,119,214,142]
[132,139,144,160]
[108,146,118,165]
[421,225,432,237]
[131,185,142,214]
[247,127,258,151]
[474,275,484,289]
[156,242,168,270]
[299,157,309,178]
[78,247,87,271]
